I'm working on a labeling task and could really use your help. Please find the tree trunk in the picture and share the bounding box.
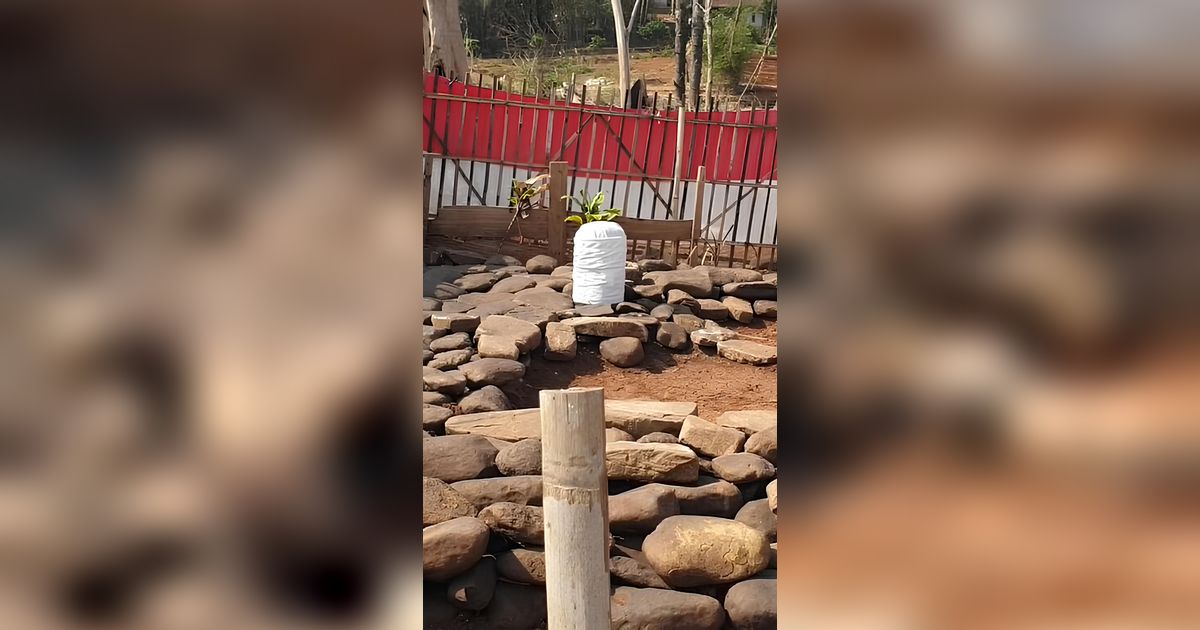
[610,0,631,103]
[424,0,468,80]
[675,1,688,104]
[689,0,705,111]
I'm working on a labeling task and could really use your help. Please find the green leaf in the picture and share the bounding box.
[564,215,583,225]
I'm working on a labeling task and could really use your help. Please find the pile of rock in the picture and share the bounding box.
[424,403,778,629]
[423,254,777,388]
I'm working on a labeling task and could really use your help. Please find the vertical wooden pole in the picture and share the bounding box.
[548,161,569,261]
[670,104,686,219]
[689,166,706,265]
[540,387,610,630]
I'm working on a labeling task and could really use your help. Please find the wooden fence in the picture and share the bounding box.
[422,71,778,268]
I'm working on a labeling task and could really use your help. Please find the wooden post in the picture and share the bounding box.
[688,166,706,265]
[547,161,568,261]
[540,387,610,630]
[670,104,686,218]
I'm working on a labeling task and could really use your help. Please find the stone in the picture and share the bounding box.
[615,313,660,327]
[610,586,725,630]
[631,283,664,299]
[638,258,675,272]
[423,297,443,311]
[665,478,744,517]
[423,367,468,395]
[535,276,571,291]
[446,401,697,441]
[723,281,776,301]
[490,275,537,294]
[735,499,777,542]
[423,325,447,344]
[609,556,671,589]
[606,442,700,484]
[447,556,496,611]
[679,415,748,458]
[637,432,679,444]
[605,400,697,436]
[724,579,777,629]
[428,348,473,370]
[600,337,645,367]
[475,315,542,353]
[423,348,434,363]
[458,385,510,414]
[766,480,777,513]
[695,299,730,321]
[422,311,435,325]
[486,254,523,267]
[625,262,644,282]
[525,255,557,274]
[429,332,471,352]
[642,515,770,587]
[762,272,777,285]
[423,435,499,482]
[648,269,713,297]
[691,326,737,347]
[550,265,574,277]
[422,404,454,432]
[722,296,755,323]
[610,485,681,535]
[458,291,518,306]
[466,299,520,318]
[752,300,777,318]
[458,358,525,387]
[672,313,704,333]
[575,303,615,317]
[606,427,635,443]
[450,475,543,511]
[423,516,490,582]
[650,304,676,322]
[739,480,768,504]
[715,410,776,435]
[615,301,648,314]
[744,427,777,463]
[476,335,520,360]
[482,582,547,630]
[445,409,541,441]
[495,438,541,476]
[429,282,465,300]
[717,340,777,365]
[711,453,776,484]
[454,272,498,292]
[424,391,453,406]
[478,502,543,545]
[565,316,649,342]
[697,266,763,286]
[543,321,577,361]
[430,312,481,333]
[666,289,701,311]
[423,477,478,526]
[513,288,573,311]
[439,299,476,314]
[495,548,546,585]
[504,305,556,329]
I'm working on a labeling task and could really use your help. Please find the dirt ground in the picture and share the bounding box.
[505,320,777,417]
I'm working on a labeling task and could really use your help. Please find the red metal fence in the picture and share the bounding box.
[422,72,778,249]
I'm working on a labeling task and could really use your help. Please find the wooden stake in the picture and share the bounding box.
[540,387,610,630]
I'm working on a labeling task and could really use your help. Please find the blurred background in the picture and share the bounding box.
[776,0,1200,628]
[1,0,1198,629]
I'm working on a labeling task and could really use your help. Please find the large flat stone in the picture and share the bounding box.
[606,442,700,483]
[717,339,777,365]
[563,316,649,343]
[444,400,698,441]
[714,409,776,435]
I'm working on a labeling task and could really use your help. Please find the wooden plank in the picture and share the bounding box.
[428,206,549,239]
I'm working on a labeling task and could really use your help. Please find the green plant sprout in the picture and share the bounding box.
[563,190,622,225]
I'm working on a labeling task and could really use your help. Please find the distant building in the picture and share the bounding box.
[710,0,772,32]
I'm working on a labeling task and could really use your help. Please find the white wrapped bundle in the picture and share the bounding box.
[571,221,627,305]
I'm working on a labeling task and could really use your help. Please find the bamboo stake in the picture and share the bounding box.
[540,387,610,630]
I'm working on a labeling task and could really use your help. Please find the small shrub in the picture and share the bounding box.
[587,35,607,49]
[636,20,670,46]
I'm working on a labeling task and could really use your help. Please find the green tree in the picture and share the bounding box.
[708,10,756,90]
